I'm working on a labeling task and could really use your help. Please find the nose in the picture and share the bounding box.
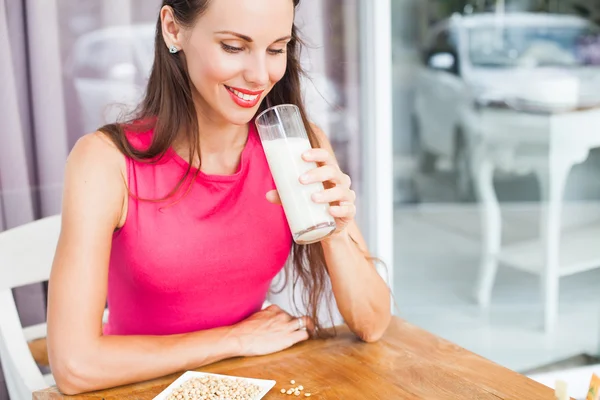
[244,54,269,88]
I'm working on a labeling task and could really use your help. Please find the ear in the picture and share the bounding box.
[160,6,184,51]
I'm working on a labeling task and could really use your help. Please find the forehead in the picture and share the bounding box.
[197,0,295,39]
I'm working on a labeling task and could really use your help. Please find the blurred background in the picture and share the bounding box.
[2,0,600,398]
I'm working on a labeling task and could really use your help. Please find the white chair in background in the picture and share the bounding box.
[0,215,60,400]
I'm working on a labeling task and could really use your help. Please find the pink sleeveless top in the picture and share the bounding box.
[103,124,293,336]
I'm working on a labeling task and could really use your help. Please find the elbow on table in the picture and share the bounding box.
[358,330,384,343]
[51,354,96,395]
[358,323,388,343]
[356,314,392,343]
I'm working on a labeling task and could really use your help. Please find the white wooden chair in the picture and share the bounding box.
[0,215,61,400]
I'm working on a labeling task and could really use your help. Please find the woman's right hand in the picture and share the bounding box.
[232,305,313,357]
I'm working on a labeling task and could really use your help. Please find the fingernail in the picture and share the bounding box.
[299,174,310,183]
[302,151,313,160]
[312,193,323,202]
[330,206,341,213]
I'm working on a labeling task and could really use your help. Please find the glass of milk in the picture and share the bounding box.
[255,104,337,244]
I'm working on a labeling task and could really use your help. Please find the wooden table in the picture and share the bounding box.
[33,317,559,399]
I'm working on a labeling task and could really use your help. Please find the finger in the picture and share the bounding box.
[342,173,352,188]
[329,203,356,219]
[277,310,295,322]
[265,305,295,323]
[287,328,310,346]
[265,190,282,205]
[286,316,312,332]
[303,317,316,333]
[300,165,344,185]
[312,187,356,204]
[302,148,336,166]
[261,300,273,310]
[265,304,282,314]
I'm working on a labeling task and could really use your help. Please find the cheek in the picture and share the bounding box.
[187,49,243,89]
[269,58,288,86]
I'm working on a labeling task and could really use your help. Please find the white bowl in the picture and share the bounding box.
[153,371,277,400]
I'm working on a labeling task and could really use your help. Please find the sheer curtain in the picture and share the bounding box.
[1,0,56,398]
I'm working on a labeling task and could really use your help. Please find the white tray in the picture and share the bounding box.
[153,371,277,400]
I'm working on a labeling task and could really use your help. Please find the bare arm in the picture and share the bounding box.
[306,126,391,342]
[266,125,391,342]
[47,133,308,395]
[320,224,391,342]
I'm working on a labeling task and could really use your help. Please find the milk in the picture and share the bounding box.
[262,138,336,244]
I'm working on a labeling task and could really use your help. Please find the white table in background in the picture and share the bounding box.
[472,103,600,333]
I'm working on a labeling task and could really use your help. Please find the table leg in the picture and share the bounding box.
[474,158,501,308]
[536,161,571,333]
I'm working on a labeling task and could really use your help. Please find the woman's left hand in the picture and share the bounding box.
[266,148,356,235]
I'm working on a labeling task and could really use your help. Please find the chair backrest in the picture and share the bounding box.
[0,215,61,399]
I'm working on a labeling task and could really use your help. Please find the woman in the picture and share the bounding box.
[47,0,391,395]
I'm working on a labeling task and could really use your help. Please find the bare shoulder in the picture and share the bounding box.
[67,131,128,188]
[68,131,125,169]
[63,131,128,228]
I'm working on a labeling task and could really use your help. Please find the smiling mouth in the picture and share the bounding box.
[225,86,262,102]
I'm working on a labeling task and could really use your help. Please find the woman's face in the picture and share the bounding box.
[163,0,294,126]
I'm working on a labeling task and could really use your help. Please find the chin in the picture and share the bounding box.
[223,103,266,125]
[222,109,255,126]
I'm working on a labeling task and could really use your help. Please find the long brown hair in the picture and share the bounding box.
[100,0,345,337]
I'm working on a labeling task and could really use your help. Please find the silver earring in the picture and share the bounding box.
[169,45,179,54]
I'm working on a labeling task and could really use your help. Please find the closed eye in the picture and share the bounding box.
[221,43,243,53]
[221,42,286,55]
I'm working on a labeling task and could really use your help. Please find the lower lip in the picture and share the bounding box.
[225,86,262,108]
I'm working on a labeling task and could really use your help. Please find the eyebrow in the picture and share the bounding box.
[215,31,292,43]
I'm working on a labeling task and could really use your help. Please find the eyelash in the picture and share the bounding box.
[220,43,286,55]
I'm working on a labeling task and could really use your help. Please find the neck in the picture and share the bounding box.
[196,114,248,155]
[193,93,249,155]
[174,106,249,157]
